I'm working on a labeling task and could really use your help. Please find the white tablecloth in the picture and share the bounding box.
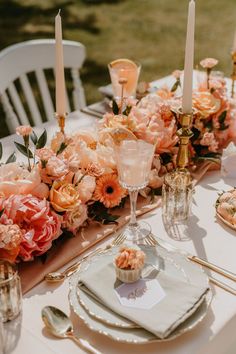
[1,79,236,354]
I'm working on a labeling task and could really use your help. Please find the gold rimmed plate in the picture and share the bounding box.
[69,245,212,344]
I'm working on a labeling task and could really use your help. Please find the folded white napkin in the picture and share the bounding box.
[78,256,209,339]
[221,142,236,178]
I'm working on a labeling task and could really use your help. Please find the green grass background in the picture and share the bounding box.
[0,0,236,137]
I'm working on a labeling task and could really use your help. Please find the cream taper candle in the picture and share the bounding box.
[182,0,195,114]
[55,10,66,116]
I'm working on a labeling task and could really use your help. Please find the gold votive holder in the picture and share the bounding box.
[162,169,194,223]
[0,261,22,322]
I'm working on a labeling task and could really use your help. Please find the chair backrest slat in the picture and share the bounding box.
[8,83,29,125]
[19,74,43,126]
[35,68,54,121]
[0,39,86,134]
[71,68,86,110]
[1,92,19,132]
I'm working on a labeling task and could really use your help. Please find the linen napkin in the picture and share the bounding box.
[78,257,208,338]
[78,258,209,339]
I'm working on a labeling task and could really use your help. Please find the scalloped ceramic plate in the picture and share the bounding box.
[69,245,212,344]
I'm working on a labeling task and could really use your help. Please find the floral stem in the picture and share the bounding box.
[207,68,211,90]
[129,190,138,227]
[24,135,31,172]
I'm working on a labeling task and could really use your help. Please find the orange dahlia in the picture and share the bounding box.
[94,174,126,208]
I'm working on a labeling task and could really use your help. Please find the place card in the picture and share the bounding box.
[114,278,166,309]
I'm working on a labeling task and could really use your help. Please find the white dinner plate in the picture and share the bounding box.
[69,245,212,344]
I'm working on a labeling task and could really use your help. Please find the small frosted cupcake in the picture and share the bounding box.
[114,246,145,283]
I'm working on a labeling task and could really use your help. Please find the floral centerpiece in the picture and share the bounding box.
[0,57,235,263]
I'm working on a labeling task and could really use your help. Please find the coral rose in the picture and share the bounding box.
[63,204,88,234]
[50,181,80,212]
[0,195,62,261]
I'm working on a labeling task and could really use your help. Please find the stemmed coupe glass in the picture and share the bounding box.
[115,139,155,244]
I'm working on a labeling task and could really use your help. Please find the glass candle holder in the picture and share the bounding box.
[108,59,141,101]
[0,261,22,322]
[162,169,194,223]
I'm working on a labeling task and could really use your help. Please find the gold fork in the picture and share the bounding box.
[45,233,125,283]
[146,234,236,296]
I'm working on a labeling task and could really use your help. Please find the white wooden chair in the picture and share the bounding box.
[0,39,86,134]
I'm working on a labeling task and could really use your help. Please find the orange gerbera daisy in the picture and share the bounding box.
[94,174,126,208]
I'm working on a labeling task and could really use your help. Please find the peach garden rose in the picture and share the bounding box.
[50,181,81,212]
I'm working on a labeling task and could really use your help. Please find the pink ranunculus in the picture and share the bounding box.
[36,147,55,161]
[200,58,218,69]
[200,132,219,152]
[0,163,48,198]
[16,125,32,137]
[75,175,96,203]
[63,204,88,234]
[0,195,62,261]
[39,156,69,184]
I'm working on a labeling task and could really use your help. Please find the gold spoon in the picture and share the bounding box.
[42,306,101,354]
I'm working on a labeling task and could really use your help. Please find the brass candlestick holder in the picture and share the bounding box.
[162,109,194,222]
[231,51,236,98]
[55,113,67,134]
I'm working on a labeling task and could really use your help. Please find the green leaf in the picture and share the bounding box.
[88,201,120,224]
[170,80,179,92]
[56,142,67,156]
[0,142,2,160]
[41,159,48,169]
[5,152,16,164]
[122,105,132,116]
[0,209,4,218]
[112,100,119,115]
[36,129,47,149]
[218,110,227,124]
[14,142,33,158]
[30,131,38,145]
